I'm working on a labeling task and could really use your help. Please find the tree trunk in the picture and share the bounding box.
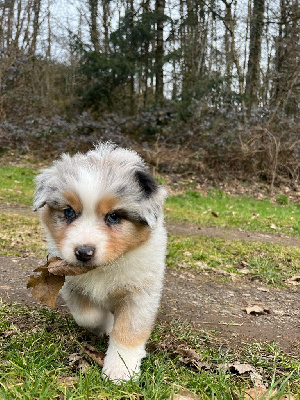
[155,0,165,106]
[224,2,232,85]
[102,0,110,55]
[6,0,15,49]
[31,0,41,55]
[245,0,265,117]
[89,0,100,52]
[142,0,150,107]
[273,0,299,116]
[127,0,135,114]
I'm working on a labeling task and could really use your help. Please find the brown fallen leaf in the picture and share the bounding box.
[82,343,105,367]
[170,391,198,400]
[240,260,250,268]
[242,305,270,315]
[68,353,91,373]
[211,211,219,217]
[56,376,79,388]
[175,346,202,361]
[243,387,294,400]
[231,363,257,374]
[244,387,270,399]
[3,330,18,338]
[175,346,213,371]
[286,275,300,286]
[220,363,266,389]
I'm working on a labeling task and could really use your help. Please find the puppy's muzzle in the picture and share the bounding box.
[75,246,95,262]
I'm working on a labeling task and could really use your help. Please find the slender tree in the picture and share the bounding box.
[31,0,41,55]
[273,0,300,115]
[155,0,165,105]
[102,0,110,55]
[89,0,100,52]
[245,0,265,116]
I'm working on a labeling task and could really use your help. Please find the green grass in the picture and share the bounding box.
[0,303,298,399]
[0,166,36,206]
[165,190,300,236]
[167,235,300,286]
[0,212,45,257]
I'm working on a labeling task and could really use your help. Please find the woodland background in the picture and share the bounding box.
[0,0,299,189]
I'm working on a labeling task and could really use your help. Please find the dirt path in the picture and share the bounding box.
[0,254,299,357]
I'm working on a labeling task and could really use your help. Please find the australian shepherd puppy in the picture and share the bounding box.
[33,142,167,382]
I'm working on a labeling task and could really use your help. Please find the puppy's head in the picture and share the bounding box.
[34,143,166,267]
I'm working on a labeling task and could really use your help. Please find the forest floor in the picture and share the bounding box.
[0,204,299,359]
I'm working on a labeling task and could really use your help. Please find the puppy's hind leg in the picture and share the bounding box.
[61,286,114,336]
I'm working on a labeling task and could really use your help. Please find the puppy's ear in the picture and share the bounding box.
[135,170,167,227]
[33,168,57,211]
[135,170,159,198]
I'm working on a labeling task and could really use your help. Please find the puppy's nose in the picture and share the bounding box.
[75,246,95,262]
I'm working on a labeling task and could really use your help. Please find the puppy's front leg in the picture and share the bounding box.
[102,294,155,383]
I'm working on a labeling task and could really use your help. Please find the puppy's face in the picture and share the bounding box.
[34,144,166,267]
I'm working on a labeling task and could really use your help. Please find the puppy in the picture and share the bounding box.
[33,142,167,382]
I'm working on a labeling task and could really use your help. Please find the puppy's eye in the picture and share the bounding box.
[64,206,76,221]
[105,212,121,225]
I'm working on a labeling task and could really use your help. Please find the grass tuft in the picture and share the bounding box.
[0,166,36,206]
[167,235,300,286]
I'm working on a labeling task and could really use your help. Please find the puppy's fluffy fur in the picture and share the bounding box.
[33,143,167,382]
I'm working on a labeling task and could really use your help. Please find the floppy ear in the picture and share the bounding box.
[135,170,167,227]
[33,168,58,211]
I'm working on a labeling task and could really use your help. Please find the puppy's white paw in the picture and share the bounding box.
[102,363,139,383]
[102,339,146,383]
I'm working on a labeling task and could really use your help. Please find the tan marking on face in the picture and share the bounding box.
[96,196,119,216]
[111,302,151,348]
[63,191,83,214]
[102,220,150,264]
[40,205,68,251]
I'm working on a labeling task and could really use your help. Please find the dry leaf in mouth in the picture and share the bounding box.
[46,257,98,276]
[27,266,65,309]
[27,257,98,309]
